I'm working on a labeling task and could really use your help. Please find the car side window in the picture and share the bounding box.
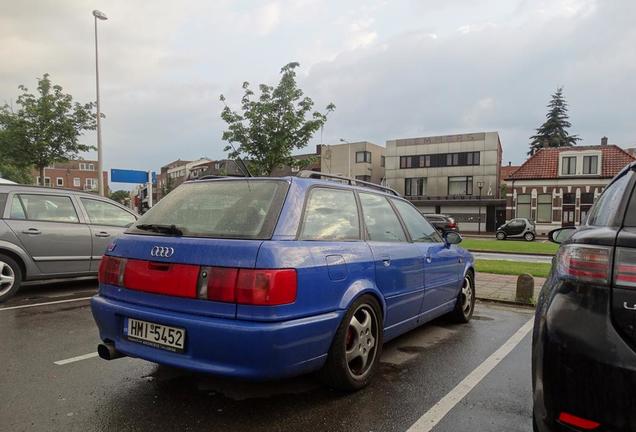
[10,196,26,219]
[392,199,442,243]
[81,198,136,227]
[16,194,79,223]
[359,193,407,242]
[300,188,360,241]
[587,173,631,227]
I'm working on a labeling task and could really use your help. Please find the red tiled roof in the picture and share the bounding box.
[501,165,520,180]
[508,145,635,180]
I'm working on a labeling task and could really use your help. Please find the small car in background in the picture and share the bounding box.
[532,161,636,432]
[495,218,535,241]
[0,184,138,302]
[91,172,475,391]
[422,214,458,234]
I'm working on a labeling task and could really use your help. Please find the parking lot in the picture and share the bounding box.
[1,280,535,432]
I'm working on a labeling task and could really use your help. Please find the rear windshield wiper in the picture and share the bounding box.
[135,224,184,236]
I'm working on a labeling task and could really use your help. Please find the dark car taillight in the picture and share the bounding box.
[556,244,611,285]
[199,267,297,305]
[98,255,127,287]
[613,247,636,289]
[447,218,457,229]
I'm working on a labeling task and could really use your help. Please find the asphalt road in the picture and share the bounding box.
[0,280,535,432]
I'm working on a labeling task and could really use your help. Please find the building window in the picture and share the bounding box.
[563,193,576,205]
[537,194,552,223]
[85,178,97,190]
[356,151,372,163]
[88,164,94,171]
[405,178,426,196]
[79,163,86,171]
[380,156,385,167]
[583,155,599,175]
[399,151,479,169]
[561,156,577,175]
[448,176,473,195]
[517,194,531,219]
[56,177,64,187]
[73,178,81,187]
[355,175,371,182]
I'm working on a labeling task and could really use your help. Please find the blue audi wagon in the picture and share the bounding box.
[91,172,475,390]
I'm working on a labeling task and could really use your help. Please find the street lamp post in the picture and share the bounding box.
[477,181,484,235]
[339,138,351,177]
[93,10,107,196]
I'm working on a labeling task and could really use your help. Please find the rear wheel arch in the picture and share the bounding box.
[0,248,26,280]
[338,284,386,323]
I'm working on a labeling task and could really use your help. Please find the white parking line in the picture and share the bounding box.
[0,296,92,311]
[406,317,535,432]
[54,352,99,365]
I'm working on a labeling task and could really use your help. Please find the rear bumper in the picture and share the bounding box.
[533,280,636,431]
[91,294,343,380]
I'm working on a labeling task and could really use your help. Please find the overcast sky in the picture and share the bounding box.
[1,0,634,181]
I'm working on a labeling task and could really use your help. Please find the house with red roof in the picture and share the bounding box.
[504,138,635,235]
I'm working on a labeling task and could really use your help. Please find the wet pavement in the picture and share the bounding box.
[1,280,535,432]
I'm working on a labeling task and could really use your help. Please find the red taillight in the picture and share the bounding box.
[614,247,636,288]
[558,412,600,430]
[557,245,611,284]
[448,219,457,229]
[98,255,126,286]
[236,269,297,305]
[202,267,239,302]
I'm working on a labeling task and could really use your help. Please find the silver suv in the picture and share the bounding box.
[0,185,137,302]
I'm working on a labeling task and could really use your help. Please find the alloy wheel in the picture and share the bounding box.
[461,276,473,316]
[345,304,379,378]
[0,261,16,297]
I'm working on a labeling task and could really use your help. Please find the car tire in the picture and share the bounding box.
[496,231,506,240]
[524,232,535,242]
[320,294,383,391]
[0,254,22,303]
[449,272,475,323]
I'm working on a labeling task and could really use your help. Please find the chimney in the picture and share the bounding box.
[508,161,512,167]
[601,136,608,146]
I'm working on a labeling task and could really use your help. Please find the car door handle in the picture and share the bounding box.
[381,257,391,267]
[22,228,41,235]
[95,231,111,238]
[426,256,432,263]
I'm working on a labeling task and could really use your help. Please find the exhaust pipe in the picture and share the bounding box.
[97,342,125,360]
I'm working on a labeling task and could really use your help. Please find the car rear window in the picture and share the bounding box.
[129,180,288,239]
[587,173,632,227]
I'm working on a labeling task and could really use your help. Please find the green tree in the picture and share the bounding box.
[0,125,32,183]
[219,62,335,176]
[0,74,97,184]
[109,189,129,204]
[529,87,580,155]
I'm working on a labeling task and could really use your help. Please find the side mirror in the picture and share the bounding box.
[549,227,576,244]
[444,231,463,246]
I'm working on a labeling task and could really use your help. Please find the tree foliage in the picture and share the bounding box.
[529,87,580,155]
[109,190,130,204]
[0,74,97,184]
[219,62,335,176]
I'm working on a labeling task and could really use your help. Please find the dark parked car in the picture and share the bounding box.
[92,172,475,391]
[532,161,636,431]
[422,214,458,233]
[0,184,138,302]
[496,218,536,241]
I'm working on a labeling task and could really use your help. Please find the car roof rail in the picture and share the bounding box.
[296,170,400,196]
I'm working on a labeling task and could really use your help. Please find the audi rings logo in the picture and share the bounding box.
[151,246,175,258]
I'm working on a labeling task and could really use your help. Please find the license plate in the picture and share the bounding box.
[126,318,185,353]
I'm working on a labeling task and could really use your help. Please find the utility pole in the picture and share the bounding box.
[477,181,484,235]
[93,10,108,196]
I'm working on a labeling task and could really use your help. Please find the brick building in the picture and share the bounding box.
[32,159,108,193]
[505,142,635,235]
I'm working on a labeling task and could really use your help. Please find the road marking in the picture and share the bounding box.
[54,352,99,365]
[406,317,535,432]
[0,296,92,311]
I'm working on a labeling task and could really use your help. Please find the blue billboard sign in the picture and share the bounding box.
[111,169,149,184]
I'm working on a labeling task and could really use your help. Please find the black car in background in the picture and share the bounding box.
[532,161,636,432]
[496,218,536,241]
[422,214,458,233]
